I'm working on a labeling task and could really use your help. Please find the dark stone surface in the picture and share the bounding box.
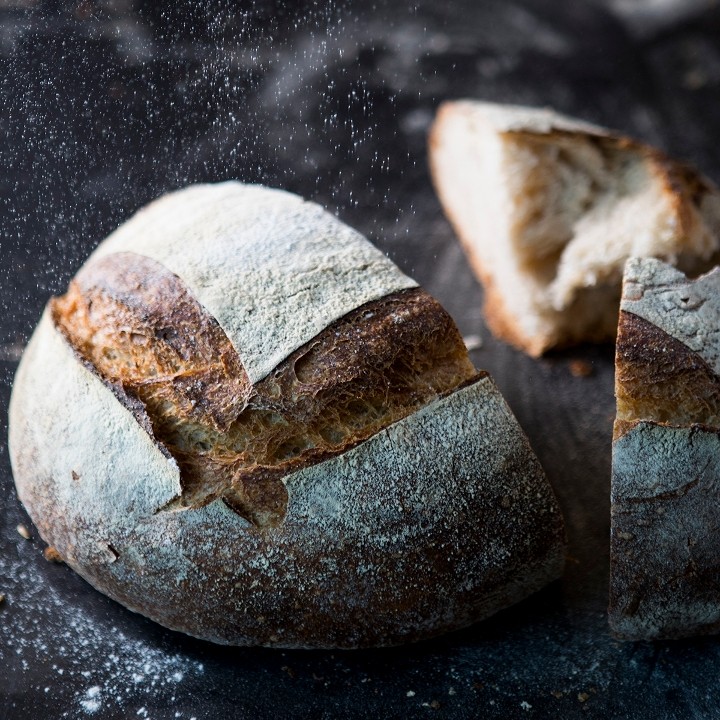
[2,0,720,717]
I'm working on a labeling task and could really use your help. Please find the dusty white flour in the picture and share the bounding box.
[0,536,205,718]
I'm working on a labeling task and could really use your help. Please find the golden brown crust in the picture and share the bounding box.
[52,252,478,527]
[479,268,546,357]
[611,289,720,640]
[615,310,720,433]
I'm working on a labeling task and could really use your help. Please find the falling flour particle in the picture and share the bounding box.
[80,686,102,713]
[0,341,24,362]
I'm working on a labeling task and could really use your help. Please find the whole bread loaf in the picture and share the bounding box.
[611,257,720,640]
[429,100,720,356]
[9,182,566,648]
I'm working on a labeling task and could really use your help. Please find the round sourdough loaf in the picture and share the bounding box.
[9,182,565,648]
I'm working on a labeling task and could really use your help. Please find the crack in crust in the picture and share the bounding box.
[51,252,478,527]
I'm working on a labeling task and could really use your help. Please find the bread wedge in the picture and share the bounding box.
[429,100,720,356]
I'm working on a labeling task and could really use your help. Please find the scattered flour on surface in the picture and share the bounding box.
[0,546,205,717]
[80,686,102,713]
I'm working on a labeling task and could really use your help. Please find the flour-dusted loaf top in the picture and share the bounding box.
[91,182,418,384]
[9,182,566,648]
[429,100,720,356]
[611,257,720,640]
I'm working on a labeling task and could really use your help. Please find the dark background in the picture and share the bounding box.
[2,0,720,717]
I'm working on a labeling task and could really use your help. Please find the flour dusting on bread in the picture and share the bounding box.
[611,258,720,640]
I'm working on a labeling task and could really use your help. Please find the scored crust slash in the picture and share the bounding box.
[8,182,566,649]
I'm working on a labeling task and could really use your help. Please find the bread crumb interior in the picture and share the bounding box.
[432,104,720,354]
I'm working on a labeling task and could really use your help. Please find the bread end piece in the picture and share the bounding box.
[429,100,720,356]
[610,258,720,640]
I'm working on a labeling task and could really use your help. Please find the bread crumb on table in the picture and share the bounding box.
[421,700,441,709]
[569,359,593,377]
[43,546,64,563]
[463,334,483,351]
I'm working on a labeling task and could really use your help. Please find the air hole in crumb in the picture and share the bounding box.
[319,426,345,445]
[293,345,321,383]
[155,327,176,342]
[346,400,374,419]
[274,437,314,461]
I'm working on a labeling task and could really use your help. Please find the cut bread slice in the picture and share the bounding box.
[429,100,720,356]
[611,257,720,640]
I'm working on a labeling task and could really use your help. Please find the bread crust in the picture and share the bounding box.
[52,251,477,527]
[611,422,720,640]
[611,258,720,640]
[614,311,720,439]
[9,182,567,648]
[89,182,418,384]
[10,312,566,648]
